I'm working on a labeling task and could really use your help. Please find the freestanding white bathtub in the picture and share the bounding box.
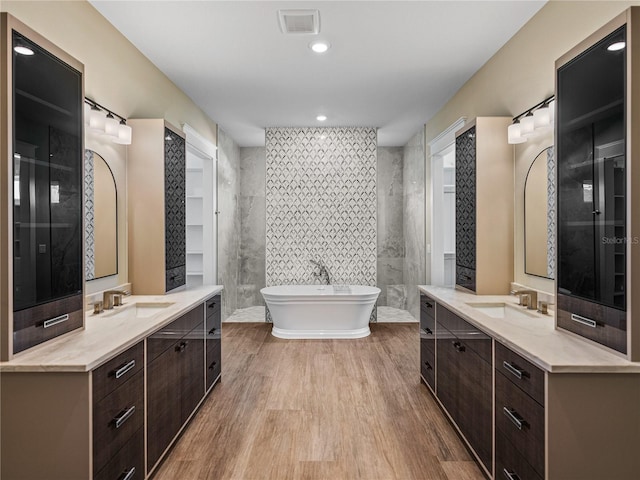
[260,285,380,339]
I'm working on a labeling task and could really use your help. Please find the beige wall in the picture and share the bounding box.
[425,0,640,293]
[1,0,218,294]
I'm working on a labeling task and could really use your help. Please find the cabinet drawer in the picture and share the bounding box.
[557,293,627,354]
[93,371,144,475]
[94,427,144,480]
[206,295,221,318]
[495,342,545,406]
[496,429,543,480]
[13,294,84,354]
[436,305,491,363]
[456,265,476,292]
[420,338,435,390]
[147,303,204,362]
[206,339,222,390]
[165,265,186,293]
[495,372,545,476]
[420,294,436,320]
[93,342,144,403]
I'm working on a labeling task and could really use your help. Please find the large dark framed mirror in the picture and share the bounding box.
[85,149,117,280]
[524,146,555,279]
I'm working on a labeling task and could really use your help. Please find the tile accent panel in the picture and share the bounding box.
[84,149,95,281]
[546,146,556,279]
[265,127,378,306]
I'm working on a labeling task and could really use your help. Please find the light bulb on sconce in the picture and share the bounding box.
[85,99,132,145]
[507,95,555,144]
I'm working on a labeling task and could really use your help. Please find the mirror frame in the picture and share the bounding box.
[524,145,555,280]
[85,149,118,281]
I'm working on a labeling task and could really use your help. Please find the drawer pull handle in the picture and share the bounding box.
[175,341,188,353]
[208,302,217,309]
[114,405,136,429]
[114,360,136,379]
[423,360,432,370]
[503,407,525,430]
[422,327,433,335]
[120,467,136,480]
[208,361,217,370]
[571,313,597,328]
[452,341,465,353]
[208,327,217,335]
[424,302,433,309]
[503,361,525,380]
[502,469,521,480]
[43,313,69,329]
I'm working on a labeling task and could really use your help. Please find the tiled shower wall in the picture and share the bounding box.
[403,129,426,319]
[377,147,405,308]
[265,127,377,289]
[217,128,241,319]
[238,147,266,308]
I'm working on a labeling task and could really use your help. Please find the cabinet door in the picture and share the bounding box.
[179,321,204,424]
[455,127,476,291]
[147,340,182,471]
[557,25,627,353]
[164,127,186,292]
[11,29,83,354]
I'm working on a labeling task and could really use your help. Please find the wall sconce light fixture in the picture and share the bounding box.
[84,98,132,145]
[508,95,555,144]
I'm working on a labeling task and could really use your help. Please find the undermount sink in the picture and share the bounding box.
[466,302,537,319]
[103,302,175,319]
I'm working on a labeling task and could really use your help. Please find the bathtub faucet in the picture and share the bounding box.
[310,259,331,285]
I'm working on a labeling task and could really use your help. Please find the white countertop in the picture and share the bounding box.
[419,285,640,373]
[0,285,223,373]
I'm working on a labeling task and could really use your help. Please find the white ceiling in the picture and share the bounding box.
[91,1,546,147]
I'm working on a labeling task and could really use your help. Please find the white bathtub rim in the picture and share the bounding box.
[271,326,371,339]
[261,285,381,297]
[263,296,378,305]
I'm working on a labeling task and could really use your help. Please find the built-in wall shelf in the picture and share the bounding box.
[185,134,216,288]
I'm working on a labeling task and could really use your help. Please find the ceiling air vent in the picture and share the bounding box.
[278,9,320,35]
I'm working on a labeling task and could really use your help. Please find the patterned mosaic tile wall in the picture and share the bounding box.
[546,146,556,278]
[84,149,95,281]
[265,127,377,290]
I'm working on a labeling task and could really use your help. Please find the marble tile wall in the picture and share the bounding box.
[265,127,377,292]
[403,129,426,319]
[377,147,405,308]
[217,128,241,319]
[238,147,266,308]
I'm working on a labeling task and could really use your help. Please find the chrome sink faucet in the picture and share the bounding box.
[310,259,331,285]
[103,289,129,310]
[512,289,538,311]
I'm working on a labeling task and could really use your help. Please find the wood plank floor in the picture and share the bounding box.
[153,323,485,480]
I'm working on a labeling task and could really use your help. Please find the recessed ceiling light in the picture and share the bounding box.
[316,115,327,122]
[14,45,34,56]
[607,41,626,52]
[310,42,330,54]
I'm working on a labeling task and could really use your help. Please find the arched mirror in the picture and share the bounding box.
[85,150,117,280]
[524,146,555,279]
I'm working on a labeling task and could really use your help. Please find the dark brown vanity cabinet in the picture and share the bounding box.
[127,120,186,295]
[435,304,492,472]
[1,13,85,359]
[419,294,436,391]
[147,303,204,472]
[92,342,144,480]
[556,16,629,355]
[495,342,545,480]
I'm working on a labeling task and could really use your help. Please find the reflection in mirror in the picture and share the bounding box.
[85,150,117,280]
[524,146,555,279]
